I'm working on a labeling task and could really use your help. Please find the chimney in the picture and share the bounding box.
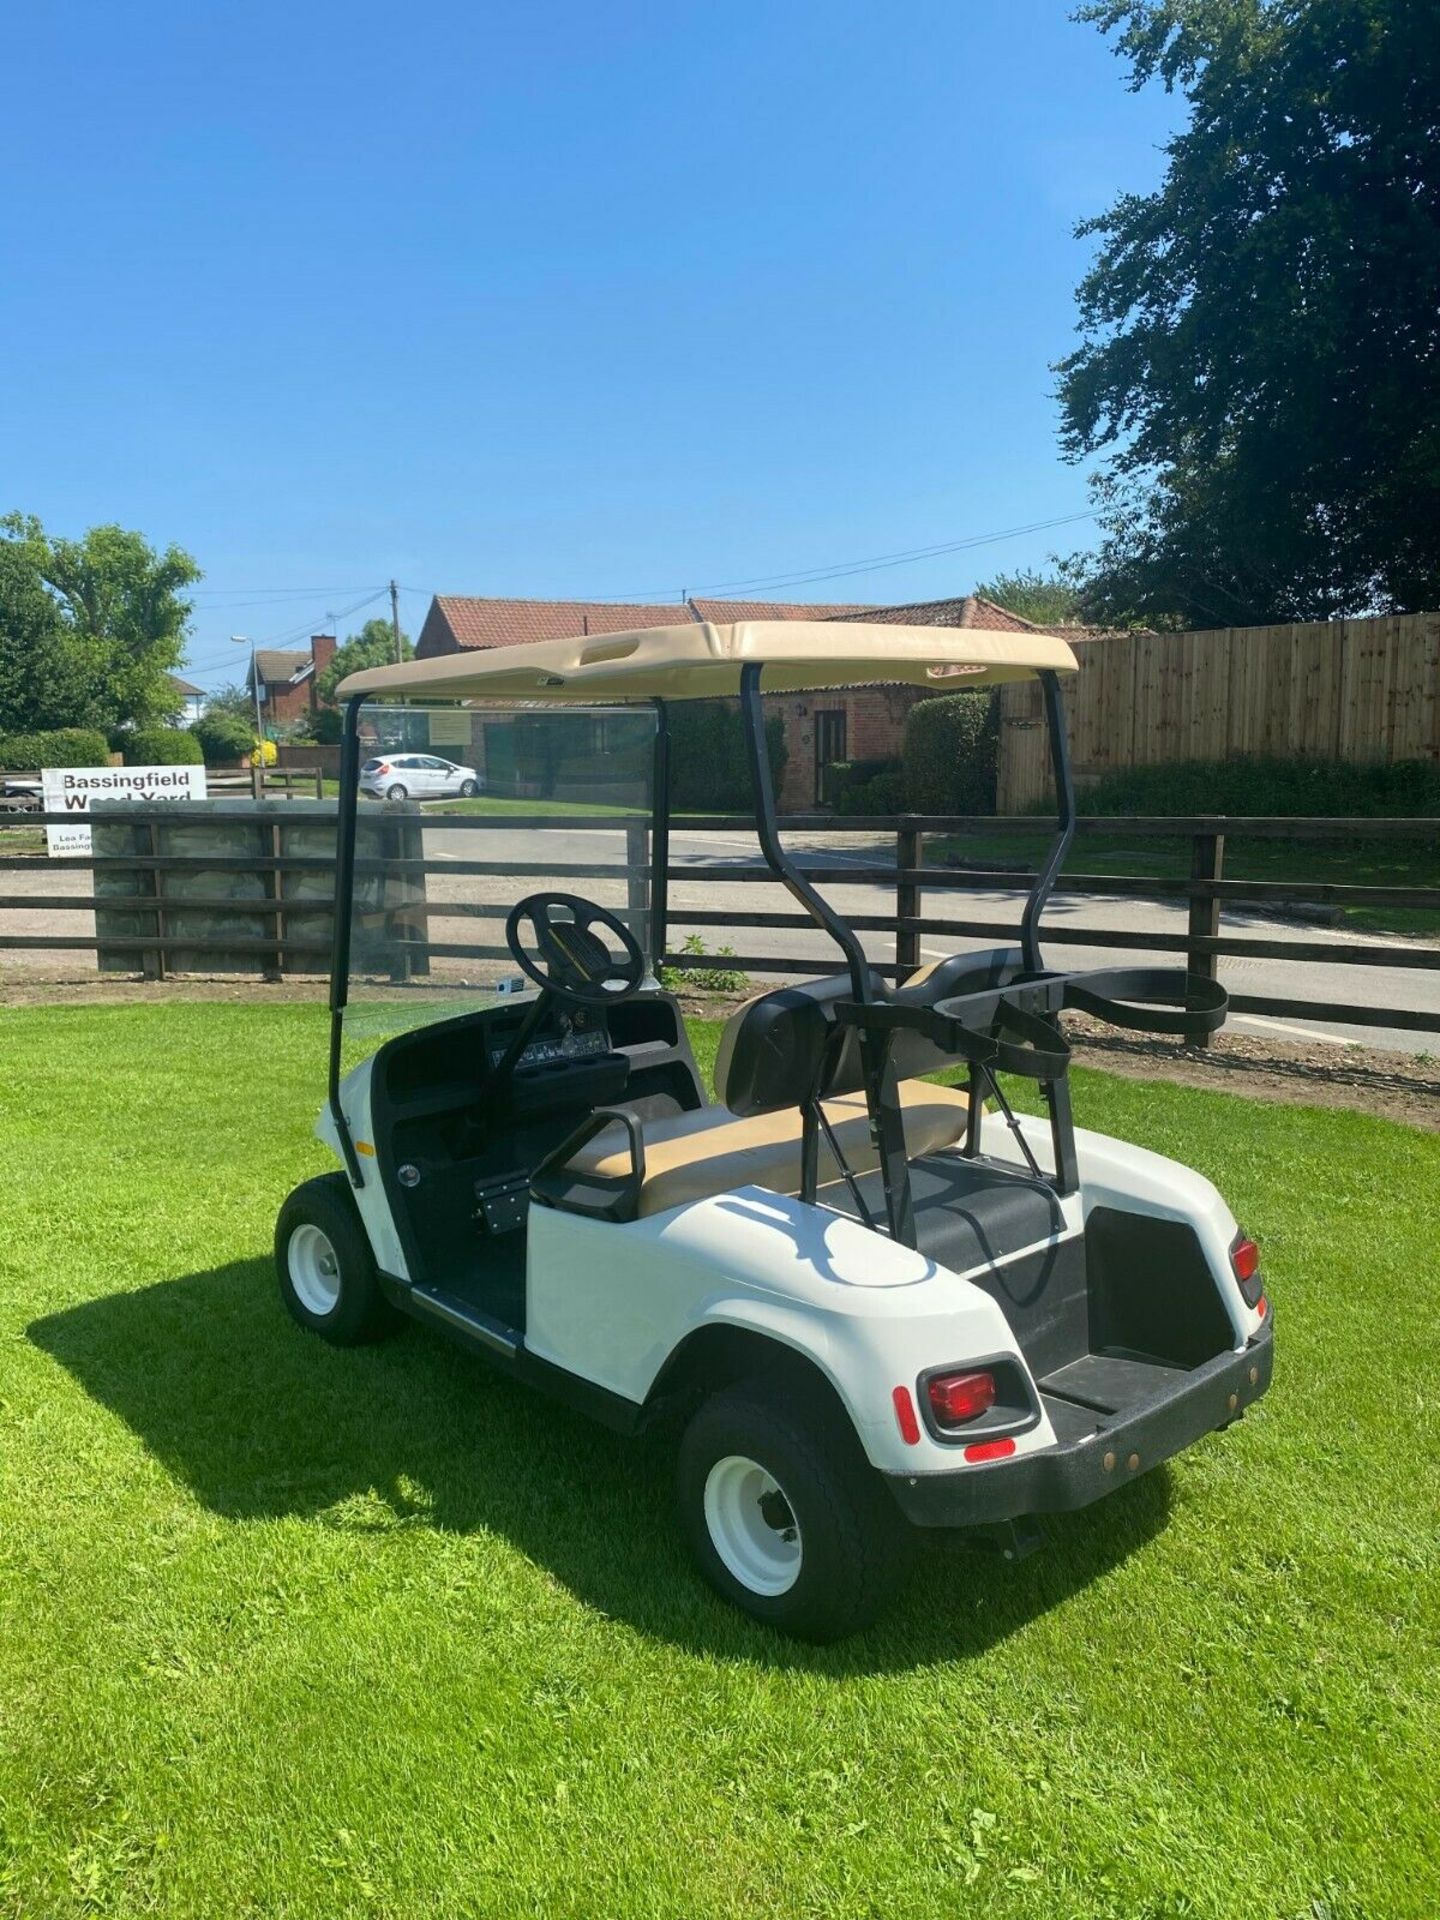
[311,633,337,674]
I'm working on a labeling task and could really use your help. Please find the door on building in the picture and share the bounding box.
[813,708,848,806]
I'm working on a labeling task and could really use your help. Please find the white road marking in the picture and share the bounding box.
[1229,1014,1351,1045]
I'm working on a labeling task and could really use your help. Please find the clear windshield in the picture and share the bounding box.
[340,701,658,1056]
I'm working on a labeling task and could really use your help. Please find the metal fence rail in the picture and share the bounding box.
[2,806,1437,1036]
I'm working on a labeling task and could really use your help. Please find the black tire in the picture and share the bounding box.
[385,782,408,802]
[275,1173,402,1346]
[458,778,478,798]
[676,1381,914,1642]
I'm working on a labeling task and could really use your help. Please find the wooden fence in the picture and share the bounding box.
[0,765,324,807]
[2,806,1437,1039]
[997,611,1440,811]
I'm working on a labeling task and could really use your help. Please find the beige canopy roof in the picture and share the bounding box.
[337,620,1078,705]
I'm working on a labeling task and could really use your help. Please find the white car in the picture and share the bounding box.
[359,753,480,802]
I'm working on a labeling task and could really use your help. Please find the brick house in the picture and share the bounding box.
[414,593,1049,809]
[248,634,338,731]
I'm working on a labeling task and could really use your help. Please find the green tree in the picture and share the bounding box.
[202,682,259,721]
[317,618,412,705]
[972,568,1084,627]
[0,538,97,732]
[1058,0,1440,628]
[0,513,201,728]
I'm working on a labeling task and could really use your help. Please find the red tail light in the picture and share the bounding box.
[927,1370,997,1428]
[964,1436,1016,1463]
[1230,1234,1264,1308]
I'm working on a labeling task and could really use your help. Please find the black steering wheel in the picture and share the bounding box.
[505,892,646,1008]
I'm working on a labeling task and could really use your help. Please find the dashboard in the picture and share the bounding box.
[486,1006,611,1074]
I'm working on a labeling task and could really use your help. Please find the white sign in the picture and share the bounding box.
[428,710,472,747]
[42,764,209,857]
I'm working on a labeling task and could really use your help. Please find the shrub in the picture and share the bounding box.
[1077,755,1440,820]
[249,739,279,768]
[123,727,204,766]
[658,933,750,995]
[666,702,786,812]
[826,758,907,815]
[901,691,998,814]
[0,727,110,770]
[190,711,256,764]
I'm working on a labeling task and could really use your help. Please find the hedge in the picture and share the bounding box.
[901,691,998,814]
[122,728,204,767]
[826,758,907,815]
[1077,755,1440,820]
[190,711,256,764]
[667,702,786,812]
[0,728,110,770]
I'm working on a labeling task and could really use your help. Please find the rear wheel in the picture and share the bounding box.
[677,1382,914,1641]
[275,1174,401,1345]
[385,782,409,801]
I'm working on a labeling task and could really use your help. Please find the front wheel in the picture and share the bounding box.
[676,1382,914,1641]
[458,778,478,798]
[275,1174,401,1346]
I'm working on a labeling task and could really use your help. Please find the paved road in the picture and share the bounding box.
[426,819,1440,1057]
[5,818,1436,1055]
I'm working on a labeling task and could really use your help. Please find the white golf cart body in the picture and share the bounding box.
[280,618,1272,1632]
[317,1014,1265,1506]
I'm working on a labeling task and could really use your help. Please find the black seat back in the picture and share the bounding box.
[714,948,1027,1117]
[714,971,886,1116]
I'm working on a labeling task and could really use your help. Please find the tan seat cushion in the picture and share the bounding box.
[570,1079,971,1218]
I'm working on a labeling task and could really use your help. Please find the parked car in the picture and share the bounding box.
[359,753,480,802]
[0,776,42,812]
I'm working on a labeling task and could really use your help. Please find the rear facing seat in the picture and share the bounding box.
[569,1079,972,1219]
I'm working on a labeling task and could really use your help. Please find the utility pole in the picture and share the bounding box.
[389,579,403,663]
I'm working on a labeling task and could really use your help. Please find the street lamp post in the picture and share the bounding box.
[231,635,264,744]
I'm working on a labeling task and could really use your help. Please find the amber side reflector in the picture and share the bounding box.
[892,1386,921,1446]
[963,1437,1017,1464]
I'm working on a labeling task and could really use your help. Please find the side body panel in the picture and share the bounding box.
[525,1183,1077,1475]
[314,1056,409,1280]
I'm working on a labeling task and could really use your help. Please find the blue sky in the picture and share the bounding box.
[1,2,1176,686]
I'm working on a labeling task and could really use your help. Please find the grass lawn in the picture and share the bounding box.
[426,795,643,820]
[1,1005,1437,1918]
[930,829,1440,937]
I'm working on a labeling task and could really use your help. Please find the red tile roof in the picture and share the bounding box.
[688,597,871,623]
[419,593,876,655]
[419,596,689,655]
[416,590,1059,657]
[831,593,1047,633]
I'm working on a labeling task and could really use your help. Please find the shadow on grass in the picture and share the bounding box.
[29,1259,1172,1673]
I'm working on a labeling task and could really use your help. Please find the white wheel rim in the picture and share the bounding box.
[703,1454,802,1596]
[288,1222,342,1316]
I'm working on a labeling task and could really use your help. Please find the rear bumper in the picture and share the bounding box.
[886,1320,1273,1528]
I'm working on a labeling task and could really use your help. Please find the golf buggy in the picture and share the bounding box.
[275,620,1272,1641]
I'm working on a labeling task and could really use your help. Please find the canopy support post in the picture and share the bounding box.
[1019,669,1076,975]
[650,698,670,973]
[328,694,365,1186]
[738,665,915,1248]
